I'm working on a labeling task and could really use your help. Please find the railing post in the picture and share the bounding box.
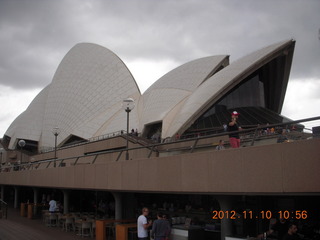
[116,151,123,161]
[74,157,80,165]
[190,138,199,153]
[148,146,155,158]
[91,155,98,164]
[250,127,259,146]
[59,159,64,167]
[46,161,51,168]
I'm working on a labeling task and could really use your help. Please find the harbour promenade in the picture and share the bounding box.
[0,207,84,240]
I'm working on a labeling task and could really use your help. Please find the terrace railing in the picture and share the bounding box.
[1,116,319,172]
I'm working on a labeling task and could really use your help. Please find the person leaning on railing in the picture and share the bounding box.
[228,111,241,148]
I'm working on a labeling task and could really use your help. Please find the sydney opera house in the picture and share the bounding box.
[0,39,319,240]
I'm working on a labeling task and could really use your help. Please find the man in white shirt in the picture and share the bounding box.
[137,207,152,240]
[48,198,57,213]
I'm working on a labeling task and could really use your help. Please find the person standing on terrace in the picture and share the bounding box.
[228,111,241,148]
[48,197,57,213]
[216,140,225,150]
[138,207,153,240]
[151,212,171,240]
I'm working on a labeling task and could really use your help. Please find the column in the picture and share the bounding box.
[112,192,122,220]
[33,188,39,204]
[33,188,39,216]
[62,190,69,214]
[14,186,19,209]
[216,196,235,240]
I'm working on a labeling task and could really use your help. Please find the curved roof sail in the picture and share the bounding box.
[165,40,295,137]
[5,43,141,150]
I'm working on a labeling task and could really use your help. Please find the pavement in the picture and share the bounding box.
[0,207,86,240]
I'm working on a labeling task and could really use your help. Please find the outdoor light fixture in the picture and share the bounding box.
[52,127,60,167]
[18,139,26,168]
[122,98,135,160]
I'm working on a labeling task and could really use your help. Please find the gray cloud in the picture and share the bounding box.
[0,0,319,91]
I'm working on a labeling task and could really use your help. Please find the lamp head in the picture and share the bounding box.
[18,139,26,148]
[122,98,135,112]
[52,127,61,136]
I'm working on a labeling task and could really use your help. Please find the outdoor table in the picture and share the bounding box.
[20,203,27,217]
[96,219,136,240]
[116,223,137,240]
[27,204,33,219]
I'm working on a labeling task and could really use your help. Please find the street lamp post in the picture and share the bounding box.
[122,98,135,160]
[52,127,60,167]
[0,148,3,171]
[18,140,26,170]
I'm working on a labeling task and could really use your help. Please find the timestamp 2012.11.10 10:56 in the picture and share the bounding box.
[212,210,308,220]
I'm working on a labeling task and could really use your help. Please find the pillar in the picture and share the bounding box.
[14,186,19,209]
[33,188,39,216]
[112,192,122,220]
[216,196,235,240]
[62,190,69,214]
[33,188,39,204]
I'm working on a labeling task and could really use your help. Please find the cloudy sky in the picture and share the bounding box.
[0,0,319,136]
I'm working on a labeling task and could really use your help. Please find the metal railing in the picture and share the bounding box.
[0,116,319,172]
[39,130,127,153]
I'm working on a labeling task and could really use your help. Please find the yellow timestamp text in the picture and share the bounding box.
[212,210,308,220]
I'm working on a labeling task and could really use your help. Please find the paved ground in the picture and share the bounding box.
[0,208,85,240]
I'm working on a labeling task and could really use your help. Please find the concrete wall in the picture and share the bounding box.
[0,138,319,194]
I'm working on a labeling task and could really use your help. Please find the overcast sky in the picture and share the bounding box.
[0,0,320,137]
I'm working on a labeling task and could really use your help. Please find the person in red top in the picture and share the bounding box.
[228,111,240,148]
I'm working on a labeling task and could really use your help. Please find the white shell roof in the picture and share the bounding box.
[139,56,229,133]
[5,43,140,149]
[165,40,295,137]
[5,86,49,149]
[4,40,295,150]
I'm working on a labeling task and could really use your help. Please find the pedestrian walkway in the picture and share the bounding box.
[0,207,83,240]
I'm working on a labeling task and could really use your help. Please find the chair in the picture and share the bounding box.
[42,210,49,222]
[44,213,50,226]
[106,222,115,238]
[63,217,75,232]
[56,213,64,228]
[46,213,57,227]
[128,227,138,240]
[81,221,92,237]
[91,221,96,237]
[74,217,82,234]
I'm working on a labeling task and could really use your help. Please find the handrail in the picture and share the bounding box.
[39,130,127,153]
[0,116,319,172]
